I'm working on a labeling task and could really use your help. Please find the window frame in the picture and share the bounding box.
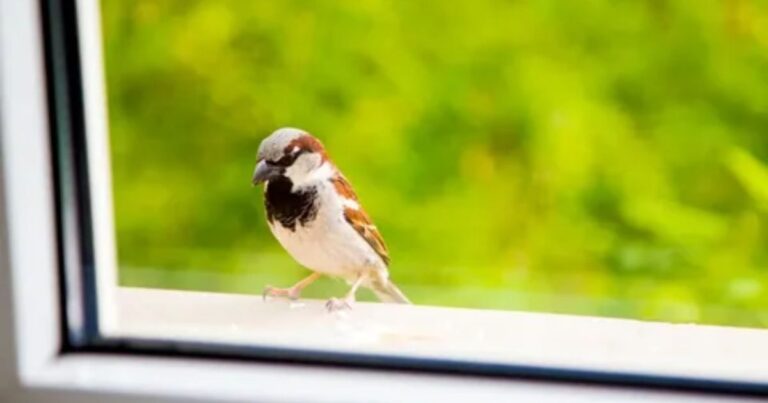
[2,0,768,400]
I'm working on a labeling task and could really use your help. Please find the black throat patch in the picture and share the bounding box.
[264,176,318,231]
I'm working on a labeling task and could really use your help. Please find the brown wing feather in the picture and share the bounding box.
[330,175,358,200]
[343,207,390,266]
[331,175,390,266]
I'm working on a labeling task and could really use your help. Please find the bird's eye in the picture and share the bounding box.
[273,154,296,167]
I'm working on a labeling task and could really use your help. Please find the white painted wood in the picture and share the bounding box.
[77,0,119,334]
[5,354,755,403]
[1,0,765,401]
[0,0,63,388]
[111,287,768,385]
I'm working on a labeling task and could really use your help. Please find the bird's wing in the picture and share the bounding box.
[331,175,390,266]
[343,207,390,266]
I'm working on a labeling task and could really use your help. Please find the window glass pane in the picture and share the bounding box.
[102,0,768,328]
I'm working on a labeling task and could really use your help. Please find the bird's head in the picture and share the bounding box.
[252,127,329,187]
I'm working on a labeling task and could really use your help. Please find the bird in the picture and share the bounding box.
[251,127,410,311]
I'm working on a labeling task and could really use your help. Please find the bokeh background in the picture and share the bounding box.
[102,0,768,327]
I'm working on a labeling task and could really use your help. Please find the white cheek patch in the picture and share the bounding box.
[285,163,304,183]
[287,156,332,189]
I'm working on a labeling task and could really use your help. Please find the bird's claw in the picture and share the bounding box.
[262,285,300,301]
[325,297,353,312]
[262,286,273,301]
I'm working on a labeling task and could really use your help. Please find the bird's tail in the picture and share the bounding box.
[371,279,411,304]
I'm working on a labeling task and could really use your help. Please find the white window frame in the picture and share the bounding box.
[1,0,767,401]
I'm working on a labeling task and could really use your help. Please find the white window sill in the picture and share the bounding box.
[111,287,768,385]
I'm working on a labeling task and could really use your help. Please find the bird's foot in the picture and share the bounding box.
[262,285,301,301]
[325,296,354,312]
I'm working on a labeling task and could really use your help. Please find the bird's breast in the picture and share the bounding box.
[265,180,385,278]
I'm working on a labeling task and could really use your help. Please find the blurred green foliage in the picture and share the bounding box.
[103,0,768,327]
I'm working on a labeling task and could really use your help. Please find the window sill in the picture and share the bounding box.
[111,287,768,385]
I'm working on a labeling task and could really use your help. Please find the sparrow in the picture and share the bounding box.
[252,127,410,311]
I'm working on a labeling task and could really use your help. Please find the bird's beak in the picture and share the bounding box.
[252,159,279,185]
